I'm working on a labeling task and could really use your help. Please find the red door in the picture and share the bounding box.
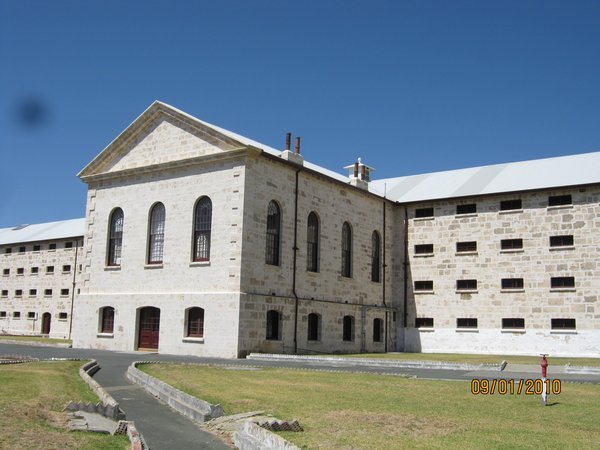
[138,307,160,350]
[41,313,51,335]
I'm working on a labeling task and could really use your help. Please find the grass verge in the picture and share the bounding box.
[0,361,129,450]
[141,364,600,449]
[0,335,72,345]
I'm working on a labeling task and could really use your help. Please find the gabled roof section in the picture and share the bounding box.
[78,101,283,180]
[369,151,600,203]
[0,218,85,245]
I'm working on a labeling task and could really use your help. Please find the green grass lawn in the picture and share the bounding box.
[141,363,600,449]
[0,335,72,345]
[0,361,129,450]
[324,352,600,367]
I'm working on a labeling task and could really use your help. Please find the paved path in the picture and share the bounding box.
[2,343,599,449]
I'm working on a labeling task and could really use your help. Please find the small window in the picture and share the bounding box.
[17,267,24,275]
[33,245,41,251]
[415,207,434,218]
[341,222,352,278]
[414,280,433,291]
[15,289,23,297]
[61,288,69,296]
[306,212,319,272]
[266,310,281,340]
[4,248,12,254]
[44,289,53,296]
[100,307,115,333]
[548,194,572,207]
[500,199,522,211]
[186,307,205,338]
[457,318,478,329]
[2,268,9,276]
[371,231,381,283]
[457,279,477,291]
[0,311,6,318]
[31,267,39,274]
[416,317,434,328]
[19,246,26,253]
[27,311,36,319]
[551,277,575,289]
[502,318,525,329]
[13,311,21,319]
[29,289,37,296]
[49,243,56,250]
[501,278,524,290]
[307,313,320,341]
[456,204,476,215]
[501,238,523,250]
[456,241,477,253]
[59,312,68,320]
[265,200,281,266]
[414,244,433,254]
[373,318,383,342]
[342,315,355,341]
[65,241,73,249]
[1,290,7,297]
[46,266,54,274]
[549,235,574,247]
[551,318,576,330]
[62,265,72,273]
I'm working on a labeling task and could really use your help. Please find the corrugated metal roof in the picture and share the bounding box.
[0,218,85,245]
[369,151,600,203]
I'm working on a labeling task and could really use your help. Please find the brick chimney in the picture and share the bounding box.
[344,157,374,190]
[280,133,304,165]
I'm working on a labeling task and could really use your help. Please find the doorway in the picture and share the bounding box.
[138,307,160,350]
[41,312,51,335]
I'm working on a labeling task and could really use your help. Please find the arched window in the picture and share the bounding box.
[186,307,205,338]
[107,208,124,266]
[266,310,281,340]
[148,203,165,264]
[307,313,320,341]
[193,197,212,261]
[343,315,354,341]
[306,212,319,272]
[100,307,115,333]
[371,231,381,282]
[341,222,352,277]
[265,201,281,265]
[373,318,383,342]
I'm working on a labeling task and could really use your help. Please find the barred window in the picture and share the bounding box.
[414,280,433,291]
[549,235,573,247]
[306,212,319,272]
[193,197,212,262]
[551,318,576,330]
[551,277,575,289]
[502,318,524,329]
[416,317,434,328]
[371,231,381,282]
[415,207,434,218]
[456,241,477,253]
[457,279,477,291]
[414,244,434,254]
[266,310,281,340]
[186,307,205,338]
[341,222,352,277]
[501,278,524,290]
[456,203,476,215]
[148,203,166,264]
[107,208,124,266]
[457,318,478,329]
[100,307,115,333]
[501,238,523,250]
[548,194,572,207]
[265,201,281,265]
[500,199,522,211]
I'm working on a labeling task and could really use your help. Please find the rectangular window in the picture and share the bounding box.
[44,289,52,296]
[415,317,434,328]
[502,318,525,329]
[415,207,434,218]
[456,241,477,253]
[2,268,9,276]
[62,264,71,273]
[549,235,574,247]
[551,318,576,330]
[31,267,39,274]
[13,312,21,319]
[46,266,54,274]
[15,290,23,297]
[456,203,476,215]
[500,199,522,211]
[29,289,37,296]
[65,241,73,249]
[1,290,7,297]
[414,280,433,291]
[501,278,524,290]
[414,244,434,254]
[456,279,477,291]
[501,239,523,250]
[548,194,572,207]
[551,277,575,289]
[4,248,12,254]
[59,312,68,320]
[457,318,478,329]
[27,312,36,319]
[17,268,24,275]
[0,311,6,318]
[49,243,56,250]
[19,246,26,253]
[60,288,69,296]
[33,244,41,251]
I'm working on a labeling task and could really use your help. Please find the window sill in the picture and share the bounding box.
[414,253,434,258]
[413,217,434,222]
[417,327,434,332]
[499,209,523,215]
[500,289,525,293]
[104,266,121,271]
[550,288,576,293]
[549,246,575,251]
[456,328,479,333]
[550,330,577,335]
[455,213,478,218]
[62,271,72,275]
[547,205,573,211]
[28,295,37,299]
[144,264,164,269]
[414,290,434,295]
[183,337,204,343]
[16,274,24,277]
[500,249,524,254]
[501,329,526,334]
[30,273,38,276]
[97,333,114,339]
[456,290,478,294]
[27,317,36,321]
[455,251,478,256]
[190,261,210,267]
[58,318,68,322]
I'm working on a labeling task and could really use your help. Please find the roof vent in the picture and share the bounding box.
[344,158,374,190]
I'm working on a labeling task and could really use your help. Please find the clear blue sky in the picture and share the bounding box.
[1,0,599,228]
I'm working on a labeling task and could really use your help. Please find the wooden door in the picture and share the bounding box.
[138,307,160,350]
[41,313,51,335]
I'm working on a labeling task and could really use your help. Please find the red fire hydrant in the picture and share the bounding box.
[541,355,548,379]
[540,354,548,406]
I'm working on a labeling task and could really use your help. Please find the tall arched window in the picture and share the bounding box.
[266,310,281,340]
[307,313,320,341]
[265,201,281,265]
[107,208,124,266]
[186,307,204,338]
[341,222,352,277]
[193,197,212,261]
[343,315,354,341]
[371,230,381,282]
[100,306,115,333]
[148,203,165,264]
[306,212,319,272]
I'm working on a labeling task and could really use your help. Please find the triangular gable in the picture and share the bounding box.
[78,101,255,180]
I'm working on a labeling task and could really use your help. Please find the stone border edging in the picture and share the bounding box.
[77,359,124,420]
[246,353,503,371]
[0,338,72,348]
[127,361,224,423]
[234,421,300,450]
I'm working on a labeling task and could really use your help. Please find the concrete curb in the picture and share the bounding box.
[0,339,72,348]
[77,359,125,420]
[246,353,503,371]
[565,364,600,375]
[127,361,224,423]
[234,421,300,450]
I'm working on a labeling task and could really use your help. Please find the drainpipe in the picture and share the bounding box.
[68,238,80,340]
[382,196,388,352]
[403,207,409,348]
[292,169,301,354]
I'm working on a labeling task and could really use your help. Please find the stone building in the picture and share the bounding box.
[2,101,598,357]
[0,219,84,338]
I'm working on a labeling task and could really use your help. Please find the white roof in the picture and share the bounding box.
[369,151,600,203]
[0,218,85,245]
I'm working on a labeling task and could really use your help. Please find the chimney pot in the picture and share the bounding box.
[353,162,359,178]
[295,136,301,154]
[285,132,291,151]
